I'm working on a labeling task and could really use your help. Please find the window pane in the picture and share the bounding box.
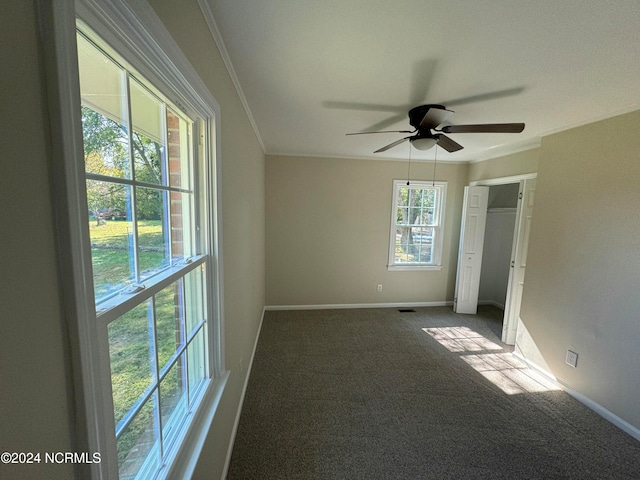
[414,245,433,263]
[412,226,434,245]
[108,300,153,426]
[185,265,205,334]
[81,107,131,179]
[160,357,187,449]
[155,281,185,372]
[397,188,438,226]
[77,33,131,180]
[167,109,191,189]
[423,207,435,225]
[394,226,435,264]
[170,191,194,261]
[137,187,169,279]
[421,189,435,207]
[117,397,159,480]
[187,328,207,405]
[398,187,409,207]
[397,206,408,225]
[408,206,421,225]
[88,181,134,301]
[131,78,165,186]
[394,227,409,263]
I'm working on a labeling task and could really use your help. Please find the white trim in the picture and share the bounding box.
[536,104,640,139]
[560,384,640,442]
[265,301,453,311]
[513,352,640,442]
[37,1,111,477]
[266,151,470,164]
[470,172,537,187]
[221,307,266,479]
[388,265,444,271]
[468,138,542,163]
[267,137,540,164]
[197,0,265,152]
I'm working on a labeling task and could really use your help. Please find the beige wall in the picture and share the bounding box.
[266,155,468,306]
[468,147,539,183]
[148,1,266,478]
[0,2,75,479]
[519,109,640,430]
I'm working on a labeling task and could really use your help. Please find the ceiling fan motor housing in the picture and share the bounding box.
[408,104,447,129]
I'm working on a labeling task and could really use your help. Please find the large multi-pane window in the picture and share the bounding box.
[388,180,447,269]
[77,27,213,479]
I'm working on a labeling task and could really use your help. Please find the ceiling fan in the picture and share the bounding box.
[347,104,524,153]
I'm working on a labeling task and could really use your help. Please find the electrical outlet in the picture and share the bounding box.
[565,350,578,368]
[377,284,383,292]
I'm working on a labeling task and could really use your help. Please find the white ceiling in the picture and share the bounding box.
[207,0,640,162]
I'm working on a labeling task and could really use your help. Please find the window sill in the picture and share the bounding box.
[387,264,443,271]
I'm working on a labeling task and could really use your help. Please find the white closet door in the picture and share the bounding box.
[502,178,537,344]
[454,186,489,314]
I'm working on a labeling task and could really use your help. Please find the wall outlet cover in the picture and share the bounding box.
[565,350,578,368]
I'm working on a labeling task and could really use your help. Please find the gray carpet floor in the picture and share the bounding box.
[227,306,640,479]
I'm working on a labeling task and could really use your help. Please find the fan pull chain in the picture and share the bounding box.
[406,144,412,185]
[432,145,438,186]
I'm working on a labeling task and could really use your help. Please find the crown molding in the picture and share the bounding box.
[266,151,470,164]
[197,0,265,152]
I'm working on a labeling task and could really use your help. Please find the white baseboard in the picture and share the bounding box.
[559,382,640,441]
[221,307,266,480]
[265,301,453,311]
[513,352,640,442]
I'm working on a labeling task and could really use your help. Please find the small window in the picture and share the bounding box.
[388,180,447,270]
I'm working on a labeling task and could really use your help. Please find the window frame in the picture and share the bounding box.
[37,1,227,479]
[388,179,447,271]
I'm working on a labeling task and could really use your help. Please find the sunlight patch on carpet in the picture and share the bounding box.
[423,327,560,395]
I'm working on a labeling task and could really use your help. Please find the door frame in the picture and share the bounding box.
[469,173,537,344]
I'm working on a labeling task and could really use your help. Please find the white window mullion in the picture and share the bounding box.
[149,295,164,461]
[191,121,202,256]
[95,255,206,326]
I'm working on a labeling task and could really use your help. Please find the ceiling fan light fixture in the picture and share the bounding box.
[410,137,438,150]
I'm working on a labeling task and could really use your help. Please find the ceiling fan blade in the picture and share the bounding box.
[436,134,464,153]
[419,107,454,129]
[374,137,410,153]
[440,123,525,134]
[346,129,414,136]
[441,87,525,108]
[409,58,438,105]
[360,114,410,133]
